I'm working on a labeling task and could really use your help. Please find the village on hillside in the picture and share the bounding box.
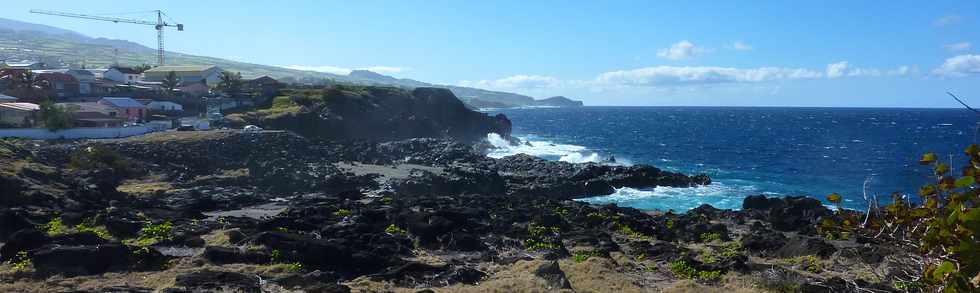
[0,60,284,138]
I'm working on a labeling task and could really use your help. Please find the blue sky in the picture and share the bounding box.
[4,1,980,107]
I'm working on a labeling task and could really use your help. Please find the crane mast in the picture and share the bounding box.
[29,9,184,66]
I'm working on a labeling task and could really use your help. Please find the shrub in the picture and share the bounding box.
[385,224,408,235]
[68,146,142,180]
[42,217,68,236]
[11,251,32,271]
[133,221,174,246]
[826,145,980,292]
[669,259,721,282]
[572,250,603,263]
[699,232,721,243]
[332,209,352,217]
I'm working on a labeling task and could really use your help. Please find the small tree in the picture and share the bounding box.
[161,71,180,97]
[38,100,74,131]
[217,71,243,97]
[132,64,153,74]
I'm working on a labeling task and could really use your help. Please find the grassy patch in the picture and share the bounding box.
[126,221,174,247]
[699,232,721,243]
[572,250,604,263]
[385,224,408,236]
[333,209,352,218]
[669,260,722,282]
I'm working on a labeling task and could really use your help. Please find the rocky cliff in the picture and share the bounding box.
[227,86,512,142]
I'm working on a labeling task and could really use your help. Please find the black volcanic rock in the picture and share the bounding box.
[232,86,511,142]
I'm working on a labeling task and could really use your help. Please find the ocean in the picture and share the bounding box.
[485,106,977,211]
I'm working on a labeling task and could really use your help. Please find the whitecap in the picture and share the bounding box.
[574,182,758,211]
[485,133,616,165]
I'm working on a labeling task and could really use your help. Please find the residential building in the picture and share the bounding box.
[247,76,283,99]
[178,82,210,96]
[35,72,79,98]
[0,102,39,127]
[142,65,222,86]
[112,67,143,84]
[58,102,125,127]
[98,97,146,122]
[145,101,184,112]
[64,69,96,95]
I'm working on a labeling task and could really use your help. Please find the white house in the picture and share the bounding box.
[147,101,183,112]
[96,67,142,84]
[143,65,222,86]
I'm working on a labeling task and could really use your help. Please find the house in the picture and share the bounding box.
[178,82,210,96]
[0,102,39,127]
[247,76,283,99]
[98,97,147,122]
[0,94,17,103]
[111,67,143,84]
[142,65,222,86]
[144,101,184,112]
[57,102,125,128]
[0,61,46,70]
[35,72,80,99]
[64,69,96,95]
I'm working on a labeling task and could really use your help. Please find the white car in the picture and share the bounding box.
[243,125,263,133]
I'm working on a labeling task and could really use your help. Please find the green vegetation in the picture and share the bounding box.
[40,217,111,239]
[699,232,721,243]
[820,145,980,291]
[668,259,721,282]
[333,209,352,217]
[572,250,603,263]
[39,99,74,131]
[270,249,304,272]
[131,221,174,246]
[10,251,32,272]
[617,224,653,241]
[217,71,244,98]
[380,197,394,205]
[524,223,562,251]
[787,255,823,273]
[161,71,180,96]
[385,224,408,236]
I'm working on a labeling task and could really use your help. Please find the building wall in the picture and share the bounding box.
[0,108,35,127]
[0,126,153,139]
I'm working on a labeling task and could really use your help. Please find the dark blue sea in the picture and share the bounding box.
[484,107,977,211]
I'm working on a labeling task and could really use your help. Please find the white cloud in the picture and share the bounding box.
[932,54,980,77]
[732,41,753,51]
[887,65,917,76]
[657,40,706,60]
[944,42,972,52]
[280,65,410,75]
[282,65,352,75]
[934,14,962,27]
[594,66,822,86]
[459,75,561,90]
[826,61,849,78]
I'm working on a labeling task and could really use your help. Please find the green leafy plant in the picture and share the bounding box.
[699,232,721,243]
[524,223,562,251]
[617,224,654,241]
[333,209,352,217]
[42,217,68,236]
[669,259,721,282]
[74,219,112,240]
[385,224,408,235]
[133,221,174,246]
[10,251,32,271]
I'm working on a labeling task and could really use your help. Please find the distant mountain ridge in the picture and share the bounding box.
[0,17,582,108]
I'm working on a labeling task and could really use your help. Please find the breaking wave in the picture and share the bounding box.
[574,181,769,211]
[485,133,605,163]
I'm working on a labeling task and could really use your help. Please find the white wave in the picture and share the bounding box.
[574,181,761,211]
[486,133,606,164]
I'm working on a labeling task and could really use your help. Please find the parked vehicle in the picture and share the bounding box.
[243,125,263,133]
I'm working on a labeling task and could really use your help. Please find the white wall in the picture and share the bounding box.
[0,127,154,139]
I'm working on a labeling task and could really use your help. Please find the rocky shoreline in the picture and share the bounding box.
[0,130,922,293]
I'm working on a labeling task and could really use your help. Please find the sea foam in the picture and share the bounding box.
[485,133,604,163]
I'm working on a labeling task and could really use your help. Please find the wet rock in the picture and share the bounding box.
[535,261,573,290]
[172,270,261,293]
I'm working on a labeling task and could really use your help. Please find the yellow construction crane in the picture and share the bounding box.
[30,9,184,66]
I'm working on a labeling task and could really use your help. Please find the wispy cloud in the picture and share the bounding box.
[932,54,980,77]
[826,61,849,78]
[944,42,972,52]
[459,75,561,90]
[731,41,753,51]
[933,14,962,27]
[594,66,822,86]
[657,40,707,60]
[280,65,410,75]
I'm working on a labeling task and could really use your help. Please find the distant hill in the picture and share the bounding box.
[0,17,582,108]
